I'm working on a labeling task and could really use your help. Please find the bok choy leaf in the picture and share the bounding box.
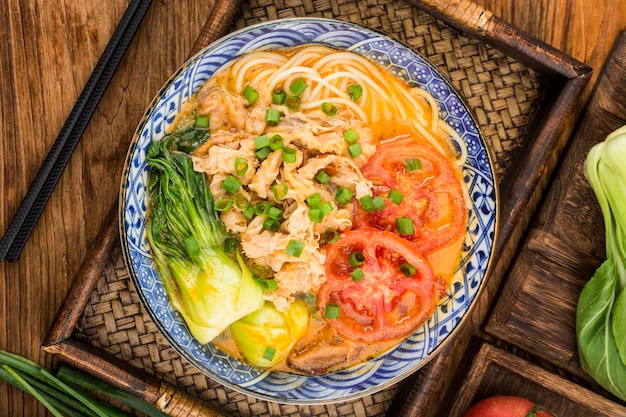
[576,124,626,401]
[146,136,264,345]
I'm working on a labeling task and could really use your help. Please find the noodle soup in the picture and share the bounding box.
[151,45,469,374]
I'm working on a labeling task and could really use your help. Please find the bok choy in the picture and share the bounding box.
[576,124,626,401]
[146,135,264,345]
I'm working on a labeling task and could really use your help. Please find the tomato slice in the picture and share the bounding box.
[353,136,467,254]
[319,228,436,342]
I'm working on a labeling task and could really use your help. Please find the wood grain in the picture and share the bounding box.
[0,0,624,416]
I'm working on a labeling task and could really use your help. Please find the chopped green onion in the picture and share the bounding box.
[315,170,331,184]
[242,85,260,105]
[321,102,337,115]
[306,192,323,207]
[263,217,280,232]
[348,251,365,267]
[304,293,317,307]
[254,134,270,149]
[222,175,242,194]
[263,346,277,361]
[286,95,301,110]
[388,189,404,205]
[319,201,333,216]
[194,114,210,128]
[255,146,272,160]
[235,194,249,209]
[255,202,272,216]
[269,134,284,150]
[257,278,279,291]
[286,239,305,258]
[400,261,417,277]
[343,128,359,144]
[267,206,284,220]
[215,198,234,212]
[272,88,286,104]
[252,265,266,279]
[371,195,386,211]
[308,207,324,223]
[242,205,255,220]
[223,237,239,254]
[335,187,353,205]
[266,109,281,126]
[396,217,415,235]
[359,195,374,211]
[348,142,362,159]
[282,146,297,163]
[325,304,340,319]
[272,183,289,200]
[350,267,365,282]
[405,158,422,171]
[347,83,363,101]
[235,157,248,176]
[324,229,340,244]
[289,77,309,96]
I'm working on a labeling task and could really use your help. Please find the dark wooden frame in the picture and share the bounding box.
[42,0,592,416]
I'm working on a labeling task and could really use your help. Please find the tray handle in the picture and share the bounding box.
[155,382,228,417]
[414,0,493,34]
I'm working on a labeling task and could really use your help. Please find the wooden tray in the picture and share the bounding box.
[484,30,626,403]
[444,342,626,417]
[42,0,592,416]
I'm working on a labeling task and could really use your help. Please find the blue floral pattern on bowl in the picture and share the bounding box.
[119,18,498,404]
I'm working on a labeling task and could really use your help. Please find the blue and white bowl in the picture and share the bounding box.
[119,18,498,404]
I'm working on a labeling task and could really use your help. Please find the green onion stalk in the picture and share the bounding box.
[146,136,264,345]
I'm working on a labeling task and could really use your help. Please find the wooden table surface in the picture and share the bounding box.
[1,0,625,415]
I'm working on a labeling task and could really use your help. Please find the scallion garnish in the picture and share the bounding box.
[282,146,297,163]
[324,229,340,244]
[263,217,280,232]
[235,157,248,176]
[347,83,363,101]
[254,202,272,216]
[242,85,260,105]
[286,95,301,110]
[321,102,337,115]
[400,261,417,277]
[306,192,322,207]
[265,109,281,126]
[254,134,270,149]
[371,195,386,211]
[388,189,404,205]
[348,251,365,267]
[335,187,353,205]
[255,146,272,160]
[325,304,340,319]
[235,194,249,210]
[223,237,239,254]
[267,205,284,220]
[221,175,242,194]
[272,87,286,104]
[396,217,415,235]
[194,114,210,128]
[286,239,305,257]
[405,157,422,171]
[348,142,362,159]
[269,134,284,150]
[215,198,234,212]
[272,183,288,200]
[289,77,309,96]
[319,201,333,216]
[315,170,331,184]
[308,207,323,223]
[242,205,255,220]
[343,128,359,143]
[350,267,365,282]
[263,347,277,361]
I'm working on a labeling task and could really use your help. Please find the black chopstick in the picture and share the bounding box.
[0,0,153,263]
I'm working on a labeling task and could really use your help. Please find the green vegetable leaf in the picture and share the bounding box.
[576,124,626,401]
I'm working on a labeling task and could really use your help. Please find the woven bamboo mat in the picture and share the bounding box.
[74,1,546,416]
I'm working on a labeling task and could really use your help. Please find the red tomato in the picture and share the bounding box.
[319,228,436,342]
[463,395,558,417]
[353,136,467,254]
